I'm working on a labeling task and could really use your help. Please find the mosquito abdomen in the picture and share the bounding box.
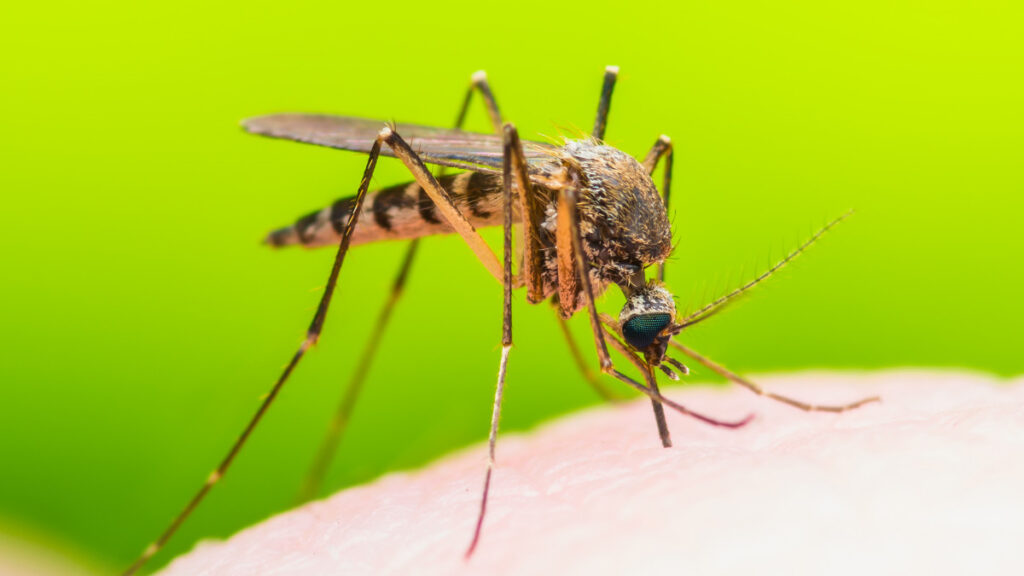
[265,172,505,249]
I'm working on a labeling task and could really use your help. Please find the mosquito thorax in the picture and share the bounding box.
[559,139,672,287]
[619,282,676,366]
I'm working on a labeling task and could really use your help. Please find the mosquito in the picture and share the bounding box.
[124,66,879,574]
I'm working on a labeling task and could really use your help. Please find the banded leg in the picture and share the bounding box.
[672,342,880,413]
[123,137,385,576]
[298,72,506,502]
[465,122,521,558]
[555,185,753,434]
[642,135,674,282]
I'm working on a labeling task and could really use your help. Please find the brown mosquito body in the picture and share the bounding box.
[123,66,879,575]
[266,138,670,317]
[265,171,507,249]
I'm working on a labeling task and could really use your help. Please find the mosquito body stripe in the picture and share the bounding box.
[316,205,332,227]
[294,210,320,244]
[268,171,507,250]
[449,172,471,212]
[416,185,441,224]
[465,172,494,218]
[371,184,409,231]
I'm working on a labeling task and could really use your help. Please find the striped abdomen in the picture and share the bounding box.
[266,172,505,248]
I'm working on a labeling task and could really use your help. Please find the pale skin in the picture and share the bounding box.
[5,372,1021,575]
[153,371,1024,576]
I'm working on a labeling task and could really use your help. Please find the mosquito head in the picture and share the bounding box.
[619,281,677,366]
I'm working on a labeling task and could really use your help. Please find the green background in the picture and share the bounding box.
[1,0,1020,572]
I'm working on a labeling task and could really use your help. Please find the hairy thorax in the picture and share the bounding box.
[536,140,672,307]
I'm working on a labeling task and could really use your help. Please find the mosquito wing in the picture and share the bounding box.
[243,114,559,175]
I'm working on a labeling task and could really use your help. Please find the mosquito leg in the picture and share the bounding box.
[555,310,622,403]
[438,68,503,185]
[123,138,385,576]
[553,181,579,317]
[641,135,674,282]
[592,65,619,141]
[295,238,419,502]
[671,341,880,413]
[439,70,504,182]
[298,74,506,503]
[515,144,546,305]
[465,123,519,558]
[454,70,504,135]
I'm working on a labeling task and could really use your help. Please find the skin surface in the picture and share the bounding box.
[155,371,1023,576]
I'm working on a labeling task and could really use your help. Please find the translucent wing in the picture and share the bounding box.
[242,114,559,175]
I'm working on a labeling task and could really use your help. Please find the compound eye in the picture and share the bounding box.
[622,313,672,350]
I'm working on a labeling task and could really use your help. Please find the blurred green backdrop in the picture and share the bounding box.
[1,0,1021,572]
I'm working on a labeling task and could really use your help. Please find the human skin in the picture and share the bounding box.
[157,371,1023,576]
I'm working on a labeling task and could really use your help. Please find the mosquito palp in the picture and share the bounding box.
[665,356,691,376]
